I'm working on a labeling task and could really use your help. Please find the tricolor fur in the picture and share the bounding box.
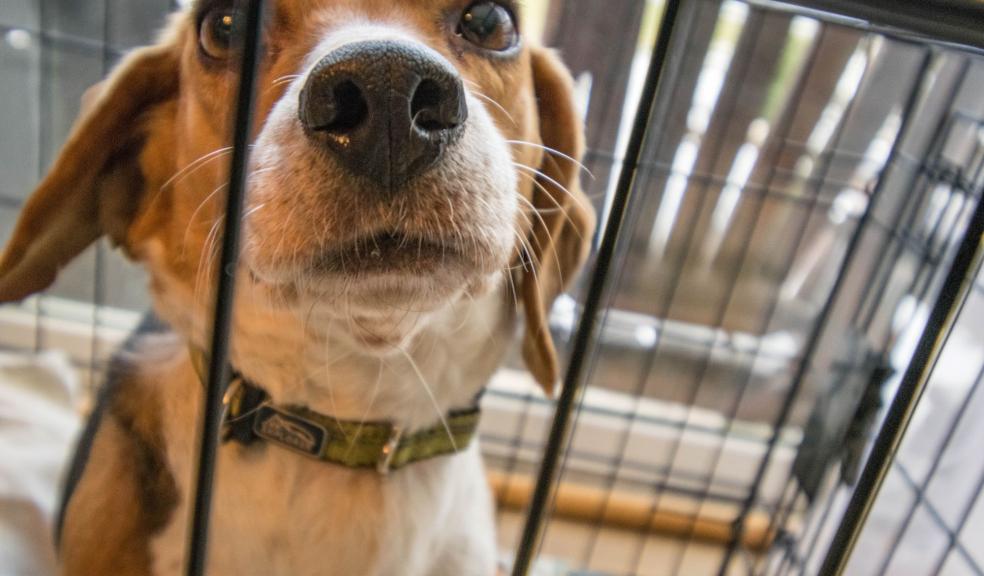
[0,1,595,574]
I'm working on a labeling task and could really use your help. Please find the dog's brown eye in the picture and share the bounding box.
[199,8,241,60]
[457,2,518,52]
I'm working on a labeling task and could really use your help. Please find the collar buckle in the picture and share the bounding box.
[221,377,269,446]
[376,425,404,475]
[221,377,246,422]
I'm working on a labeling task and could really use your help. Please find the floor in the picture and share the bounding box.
[496,510,749,576]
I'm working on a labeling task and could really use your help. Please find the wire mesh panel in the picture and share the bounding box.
[1,1,983,576]
[760,109,984,576]
[495,0,984,574]
[0,0,171,393]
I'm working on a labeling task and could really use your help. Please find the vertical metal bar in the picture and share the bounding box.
[583,2,763,569]
[644,19,831,575]
[501,0,646,531]
[33,0,51,354]
[873,158,984,576]
[769,116,952,576]
[90,0,113,398]
[792,136,957,576]
[817,175,984,576]
[717,48,937,574]
[763,60,970,576]
[508,1,684,573]
[184,1,265,575]
[578,2,711,565]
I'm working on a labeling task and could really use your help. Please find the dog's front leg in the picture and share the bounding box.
[60,415,176,576]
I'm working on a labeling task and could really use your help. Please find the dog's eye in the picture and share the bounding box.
[199,7,242,60]
[457,2,518,52]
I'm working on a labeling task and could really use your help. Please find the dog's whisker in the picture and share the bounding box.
[302,282,334,336]
[249,166,279,178]
[181,182,229,255]
[181,165,278,256]
[267,74,303,92]
[514,167,588,245]
[468,81,519,126]
[240,202,267,222]
[160,146,233,191]
[512,161,593,217]
[512,208,557,298]
[194,214,226,315]
[397,347,457,452]
[201,221,225,301]
[509,227,535,273]
[504,268,521,310]
[271,73,302,83]
[322,322,350,441]
[511,233,545,294]
[505,140,595,179]
[516,175,566,221]
[516,190,568,274]
[344,361,384,457]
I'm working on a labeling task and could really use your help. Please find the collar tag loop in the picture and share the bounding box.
[376,426,404,475]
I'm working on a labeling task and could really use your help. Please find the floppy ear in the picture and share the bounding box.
[520,47,596,397]
[0,44,180,302]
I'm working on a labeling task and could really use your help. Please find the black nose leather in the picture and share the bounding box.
[299,40,468,191]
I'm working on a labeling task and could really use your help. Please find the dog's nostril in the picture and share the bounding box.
[327,80,369,132]
[301,41,469,190]
[411,79,465,133]
[411,80,444,131]
[305,80,368,133]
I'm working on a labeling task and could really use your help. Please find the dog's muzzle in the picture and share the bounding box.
[299,40,468,191]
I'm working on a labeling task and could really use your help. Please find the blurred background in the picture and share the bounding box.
[1,1,983,575]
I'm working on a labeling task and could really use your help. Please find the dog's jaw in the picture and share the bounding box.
[224,274,513,432]
[239,25,520,316]
[241,89,519,313]
[147,241,515,435]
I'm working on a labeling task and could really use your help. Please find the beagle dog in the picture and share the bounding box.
[0,1,594,574]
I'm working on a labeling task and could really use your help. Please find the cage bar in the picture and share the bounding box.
[185,1,266,574]
[818,178,984,575]
[3,1,984,575]
[510,0,684,573]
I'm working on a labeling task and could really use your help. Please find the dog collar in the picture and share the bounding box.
[189,349,481,474]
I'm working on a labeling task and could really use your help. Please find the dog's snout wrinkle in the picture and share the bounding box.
[299,40,468,192]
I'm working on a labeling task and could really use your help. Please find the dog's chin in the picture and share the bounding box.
[305,270,470,310]
[244,246,502,353]
[246,235,504,313]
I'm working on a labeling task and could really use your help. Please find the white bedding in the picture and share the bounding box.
[0,352,81,576]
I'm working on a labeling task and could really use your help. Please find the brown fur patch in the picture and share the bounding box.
[60,339,179,575]
[519,47,596,395]
[107,367,180,535]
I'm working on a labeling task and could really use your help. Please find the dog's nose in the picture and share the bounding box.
[299,40,468,191]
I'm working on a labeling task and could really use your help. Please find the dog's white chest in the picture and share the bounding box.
[151,437,496,576]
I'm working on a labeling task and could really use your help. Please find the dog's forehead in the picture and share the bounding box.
[279,0,482,16]
[266,0,503,29]
[180,0,535,155]
[227,0,528,76]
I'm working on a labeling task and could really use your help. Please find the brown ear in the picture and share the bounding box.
[0,44,180,302]
[520,47,596,397]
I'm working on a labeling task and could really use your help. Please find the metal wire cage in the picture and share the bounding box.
[1,1,983,576]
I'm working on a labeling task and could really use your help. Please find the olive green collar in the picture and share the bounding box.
[189,348,481,474]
